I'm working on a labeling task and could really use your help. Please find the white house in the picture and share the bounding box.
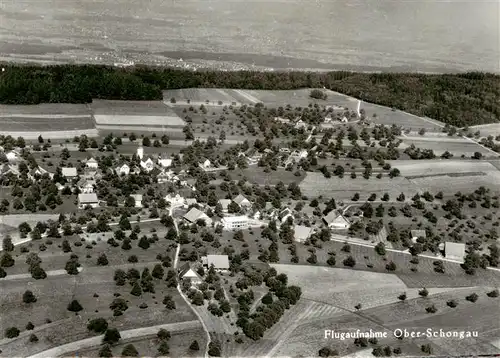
[158,157,172,168]
[115,163,130,176]
[445,242,466,262]
[77,179,96,194]
[85,157,98,169]
[221,215,249,230]
[274,117,291,124]
[202,255,230,271]
[294,225,313,243]
[233,194,251,208]
[61,167,78,179]
[178,263,202,286]
[78,193,99,209]
[28,166,52,181]
[130,194,143,208]
[5,150,20,162]
[137,146,144,160]
[294,119,307,130]
[200,159,211,169]
[278,208,294,224]
[323,211,350,229]
[140,157,155,172]
[165,193,185,207]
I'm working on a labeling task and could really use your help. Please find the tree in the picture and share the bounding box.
[157,328,171,340]
[87,318,108,333]
[142,137,151,147]
[152,264,164,279]
[67,300,83,312]
[418,288,429,297]
[122,344,139,357]
[189,340,200,351]
[158,341,170,355]
[23,290,37,304]
[2,236,14,252]
[374,242,386,256]
[343,256,356,267]
[138,236,150,249]
[102,328,121,344]
[97,253,108,266]
[310,89,327,100]
[99,344,113,357]
[130,282,142,296]
[65,257,80,275]
[421,344,432,355]
[26,322,34,330]
[114,269,127,286]
[208,340,222,357]
[29,333,39,343]
[466,293,478,302]
[0,252,15,267]
[398,292,407,301]
[472,151,483,160]
[487,289,499,298]
[5,327,20,338]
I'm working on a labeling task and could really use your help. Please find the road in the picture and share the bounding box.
[26,320,201,358]
[171,212,211,358]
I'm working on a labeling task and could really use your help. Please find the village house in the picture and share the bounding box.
[158,156,172,168]
[77,178,96,194]
[278,208,294,224]
[294,119,307,130]
[178,263,202,286]
[165,193,185,207]
[233,194,251,209]
[183,207,213,226]
[221,215,250,230]
[28,166,52,181]
[200,159,211,169]
[61,167,78,179]
[274,116,291,124]
[5,150,21,162]
[218,199,232,212]
[185,198,198,208]
[279,147,291,153]
[115,163,130,176]
[140,156,155,172]
[444,242,466,262]
[85,157,98,169]
[130,194,143,208]
[323,211,350,229]
[202,255,230,272]
[294,225,313,243]
[78,193,99,209]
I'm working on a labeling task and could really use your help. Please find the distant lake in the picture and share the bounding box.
[0,0,498,72]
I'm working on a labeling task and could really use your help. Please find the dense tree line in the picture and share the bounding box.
[0,65,498,126]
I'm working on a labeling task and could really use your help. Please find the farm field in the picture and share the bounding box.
[72,326,206,358]
[387,160,500,177]
[470,123,500,137]
[0,266,196,357]
[299,173,420,200]
[400,137,495,157]
[269,264,472,310]
[163,88,260,106]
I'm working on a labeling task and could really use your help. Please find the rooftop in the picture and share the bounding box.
[61,167,77,177]
[78,193,98,203]
[205,254,230,269]
[294,225,313,242]
[183,207,207,222]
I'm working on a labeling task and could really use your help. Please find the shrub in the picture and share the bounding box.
[87,318,108,333]
[67,300,83,312]
[122,344,139,357]
[190,340,200,351]
[102,328,121,344]
[466,293,479,302]
[5,327,20,338]
[486,289,499,298]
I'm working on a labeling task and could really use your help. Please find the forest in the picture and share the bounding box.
[0,64,498,127]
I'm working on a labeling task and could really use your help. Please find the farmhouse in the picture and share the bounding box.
[323,211,350,229]
[274,116,291,124]
[61,167,78,179]
[78,193,99,209]
[294,119,307,130]
[130,194,143,208]
[221,215,249,230]
[178,263,202,286]
[202,255,230,271]
[77,178,96,194]
[185,198,198,207]
[445,242,466,262]
[233,194,251,208]
[115,163,130,176]
[218,199,232,212]
[183,207,212,226]
[294,225,313,243]
[85,157,98,169]
[410,230,426,243]
[165,193,185,207]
